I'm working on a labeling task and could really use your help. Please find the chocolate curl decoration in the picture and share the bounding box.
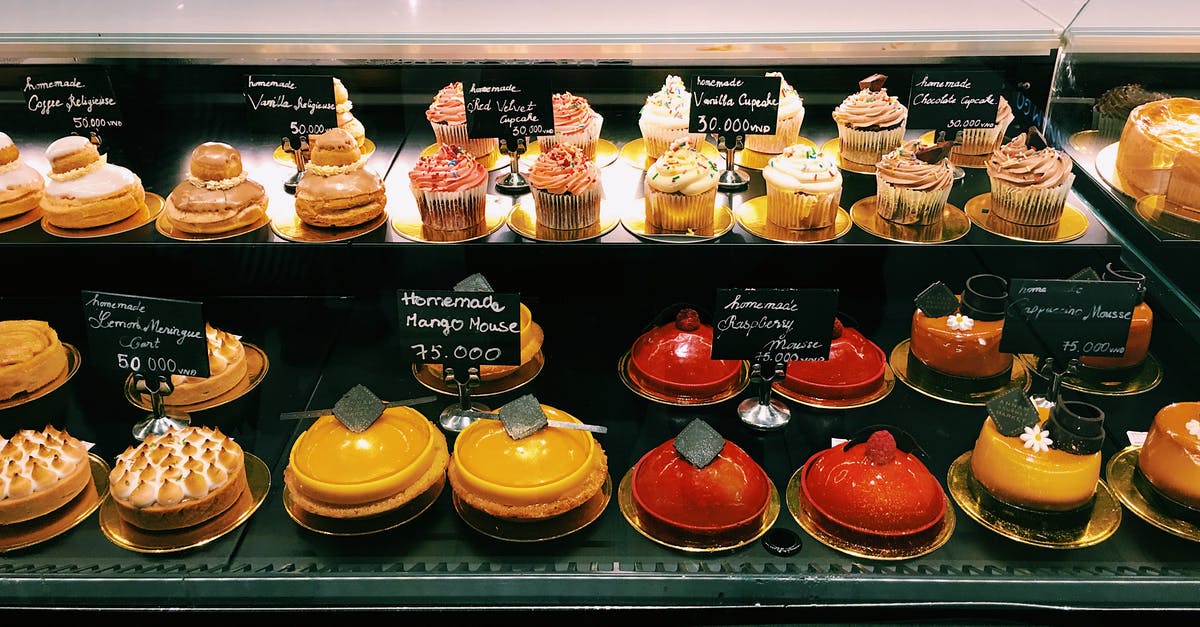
[916,141,955,164]
[1026,125,1050,150]
[859,74,888,91]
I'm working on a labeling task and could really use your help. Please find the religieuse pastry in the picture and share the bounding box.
[0,132,45,220]
[985,131,1075,227]
[971,390,1105,518]
[643,137,719,233]
[166,142,267,235]
[0,425,92,525]
[956,96,1016,157]
[627,307,744,402]
[0,320,69,402]
[109,426,247,531]
[909,275,1013,382]
[423,273,544,382]
[1093,84,1171,140]
[1115,97,1200,204]
[630,418,772,545]
[743,72,805,155]
[333,77,368,151]
[1077,265,1153,372]
[284,385,449,520]
[408,143,489,232]
[295,128,386,228]
[831,74,908,166]
[638,75,705,159]
[527,143,603,230]
[158,323,247,406]
[426,81,498,158]
[762,145,842,230]
[777,318,887,402]
[801,429,947,543]
[875,140,954,225]
[39,135,145,229]
[1137,402,1200,511]
[539,92,603,160]
[447,395,608,521]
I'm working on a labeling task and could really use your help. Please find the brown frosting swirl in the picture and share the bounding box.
[876,141,953,191]
[832,88,908,130]
[986,133,1073,188]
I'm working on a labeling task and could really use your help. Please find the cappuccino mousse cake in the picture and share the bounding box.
[909,274,1013,385]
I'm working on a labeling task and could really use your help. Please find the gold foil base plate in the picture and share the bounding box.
[1017,353,1162,397]
[1135,195,1200,240]
[42,193,164,239]
[391,194,512,244]
[0,453,109,553]
[452,473,611,542]
[964,193,1089,243]
[890,339,1029,406]
[735,196,852,243]
[620,204,735,243]
[1106,446,1200,543]
[617,350,750,407]
[0,205,42,235]
[772,363,896,410]
[850,196,970,244]
[506,200,620,242]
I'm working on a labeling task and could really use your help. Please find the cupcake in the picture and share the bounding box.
[527,143,603,230]
[425,81,499,159]
[333,77,367,151]
[985,132,1075,226]
[831,74,908,166]
[0,133,45,220]
[638,75,705,159]
[762,145,841,229]
[875,140,954,225]
[743,72,805,155]
[408,143,489,231]
[956,96,1015,156]
[1094,84,1171,140]
[643,138,719,233]
[538,92,603,160]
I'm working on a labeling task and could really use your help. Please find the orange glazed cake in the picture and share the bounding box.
[162,323,247,406]
[0,320,69,402]
[909,275,1012,382]
[1137,402,1200,511]
[109,426,247,531]
[0,425,92,525]
[1115,97,1200,199]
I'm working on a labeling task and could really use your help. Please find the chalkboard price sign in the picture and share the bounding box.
[999,279,1139,360]
[80,291,209,378]
[20,68,125,144]
[463,74,554,151]
[688,75,780,146]
[711,288,838,363]
[397,289,522,371]
[907,70,1003,133]
[243,74,338,146]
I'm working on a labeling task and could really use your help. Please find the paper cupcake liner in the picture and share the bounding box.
[1094,111,1127,141]
[430,122,498,159]
[988,174,1076,226]
[539,115,603,160]
[836,122,906,166]
[639,118,704,159]
[765,184,840,230]
[875,179,952,225]
[411,183,488,231]
[743,112,805,154]
[956,119,1013,156]
[531,185,602,230]
[644,185,716,232]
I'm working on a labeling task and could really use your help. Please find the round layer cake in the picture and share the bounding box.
[0,320,69,402]
[801,430,945,542]
[630,436,771,544]
[778,320,885,400]
[628,308,743,400]
[1115,97,1200,198]
[0,425,92,525]
[1137,402,1200,511]
[109,426,247,531]
[284,406,449,519]
[425,303,544,382]
[447,404,608,520]
[163,324,247,406]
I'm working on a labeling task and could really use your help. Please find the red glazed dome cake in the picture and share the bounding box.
[627,307,744,402]
[1137,402,1200,511]
[800,429,946,543]
[777,318,886,401]
[630,419,772,545]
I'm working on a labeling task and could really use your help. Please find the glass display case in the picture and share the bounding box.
[2,1,1199,621]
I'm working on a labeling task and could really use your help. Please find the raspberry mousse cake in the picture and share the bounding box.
[627,307,745,403]
[777,318,887,402]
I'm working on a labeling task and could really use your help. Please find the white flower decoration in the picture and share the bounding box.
[1020,424,1053,453]
[1187,419,1200,438]
[946,313,975,331]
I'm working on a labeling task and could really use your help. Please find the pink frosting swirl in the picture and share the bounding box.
[425,82,467,125]
[832,88,908,130]
[986,133,1073,188]
[408,144,487,192]
[526,144,600,195]
[552,92,596,134]
[876,140,954,191]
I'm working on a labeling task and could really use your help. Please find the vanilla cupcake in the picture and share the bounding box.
[426,82,498,159]
[643,138,719,232]
[875,140,955,225]
[408,143,489,231]
[762,145,841,229]
[831,74,908,166]
[986,132,1075,226]
[538,92,603,160]
[744,72,805,155]
[956,96,1015,156]
[527,143,603,230]
[638,75,705,160]
[0,132,45,220]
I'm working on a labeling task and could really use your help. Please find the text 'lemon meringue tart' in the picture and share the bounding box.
[109,426,246,531]
[0,425,92,525]
[284,405,449,519]
[0,320,69,402]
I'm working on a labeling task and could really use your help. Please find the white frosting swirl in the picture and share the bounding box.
[762,145,840,194]
[187,172,247,191]
[305,154,370,177]
[45,159,139,200]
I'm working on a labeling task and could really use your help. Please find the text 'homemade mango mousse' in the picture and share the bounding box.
[285,385,448,520]
[422,273,543,382]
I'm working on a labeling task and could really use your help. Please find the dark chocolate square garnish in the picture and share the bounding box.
[453,273,494,293]
[914,281,959,318]
[1068,267,1101,282]
[986,387,1040,437]
[332,384,385,433]
[673,419,725,469]
[499,394,548,440]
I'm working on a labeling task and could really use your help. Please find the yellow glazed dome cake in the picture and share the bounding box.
[1115,97,1200,200]
[1137,402,1200,511]
[162,323,247,406]
[284,404,449,519]
[0,320,69,402]
[109,426,246,531]
[447,397,608,520]
[0,425,92,525]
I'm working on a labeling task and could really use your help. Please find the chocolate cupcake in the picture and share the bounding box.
[985,132,1075,226]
